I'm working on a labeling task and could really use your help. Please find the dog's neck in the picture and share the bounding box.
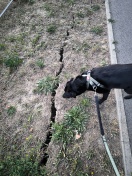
[82,71,106,90]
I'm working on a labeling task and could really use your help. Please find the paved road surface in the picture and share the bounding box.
[107,0,132,175]
[109,0,132,153]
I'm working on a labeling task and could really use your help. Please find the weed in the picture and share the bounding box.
[35,76,59,94]
[44,3,55,17]
[36,59,45,69]
[8,36,16,42]
[86,150,95,160]
[108,18,115,23]
[4,54,23,73]
[73,42,90,53]
[86,8,93,16]
[91,4,100,11]
[52,105,88,146]
[81,42,90,52]
[91,44,101,53]
[37,41,47,50]
[0,155,47,176]
[77,12,85,18]
[64,106,88,133]
[44,3,51,12]
[90,26,103,35]
[64,0,75,5]
[32,35,41,47]
[0,43,6,51]
[79,98,90,108]
[47,24,57,34]
[100,59,107,66]
[7,106,16,116]
[113,41,118,45]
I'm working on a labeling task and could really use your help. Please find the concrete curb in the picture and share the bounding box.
[105,0,132,176]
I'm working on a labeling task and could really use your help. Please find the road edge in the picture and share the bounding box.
[105,0,132,175]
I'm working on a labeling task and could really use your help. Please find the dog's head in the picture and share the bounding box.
[63,75,87,98]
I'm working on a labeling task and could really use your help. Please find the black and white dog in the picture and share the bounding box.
[63,64,132,104]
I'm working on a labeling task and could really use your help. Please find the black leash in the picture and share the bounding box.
[94,93,120,176]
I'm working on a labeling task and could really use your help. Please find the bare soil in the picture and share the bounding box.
[0,0,124,175]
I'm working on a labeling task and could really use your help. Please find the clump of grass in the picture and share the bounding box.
[90,26,103,35]
[86,8,93,16]
[47,24,57,34]
[0,155,47,176]
[44,3,55,17]
[7,106,16,116]
[32,35,41,47]
[4,54,23,73]
[52,101,90,175]
[91,4,100,11]
[52,105,88,145]
[63,0,75,5]
[79,98,90,107]
[0,43,6,51]
[100,59,107,66]
[76,11,85,18]
[35,76,59,94]
[44,3,51,11]
[36,59,45,69]
[73,42,90,53]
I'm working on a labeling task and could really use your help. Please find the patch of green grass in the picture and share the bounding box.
[73,42,90,53]
[63,0,75,5]
[86,8,93,16]
[7,106,16,116]
[44,3,55,17]
[37,41,47,50]
[36,59,45,69]
[4,54,23,73]
[35,76,59,94]
[0,43,6,51]
[100,59,107,66]
[52,105,88,145]
[81,42,90,52]
[76,11,85,18]
[32,35,41,47]
[90,26,103,35]
[0,155,47,176]
[86,150,95,160]
[44,3,51,12]
[91,4,100,11]
[79,98,90,107]
[47,24,57,34]
[52,99,91,175]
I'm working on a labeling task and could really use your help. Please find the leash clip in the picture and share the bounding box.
[93,86,97,96]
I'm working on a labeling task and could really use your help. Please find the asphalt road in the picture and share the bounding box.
[109,0,132,154]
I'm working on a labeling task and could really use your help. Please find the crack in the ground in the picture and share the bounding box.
[59,46,64,62]
[39,32,67,166]
[71,15,75,29]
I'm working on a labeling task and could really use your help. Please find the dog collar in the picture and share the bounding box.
[82,71,106,90]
